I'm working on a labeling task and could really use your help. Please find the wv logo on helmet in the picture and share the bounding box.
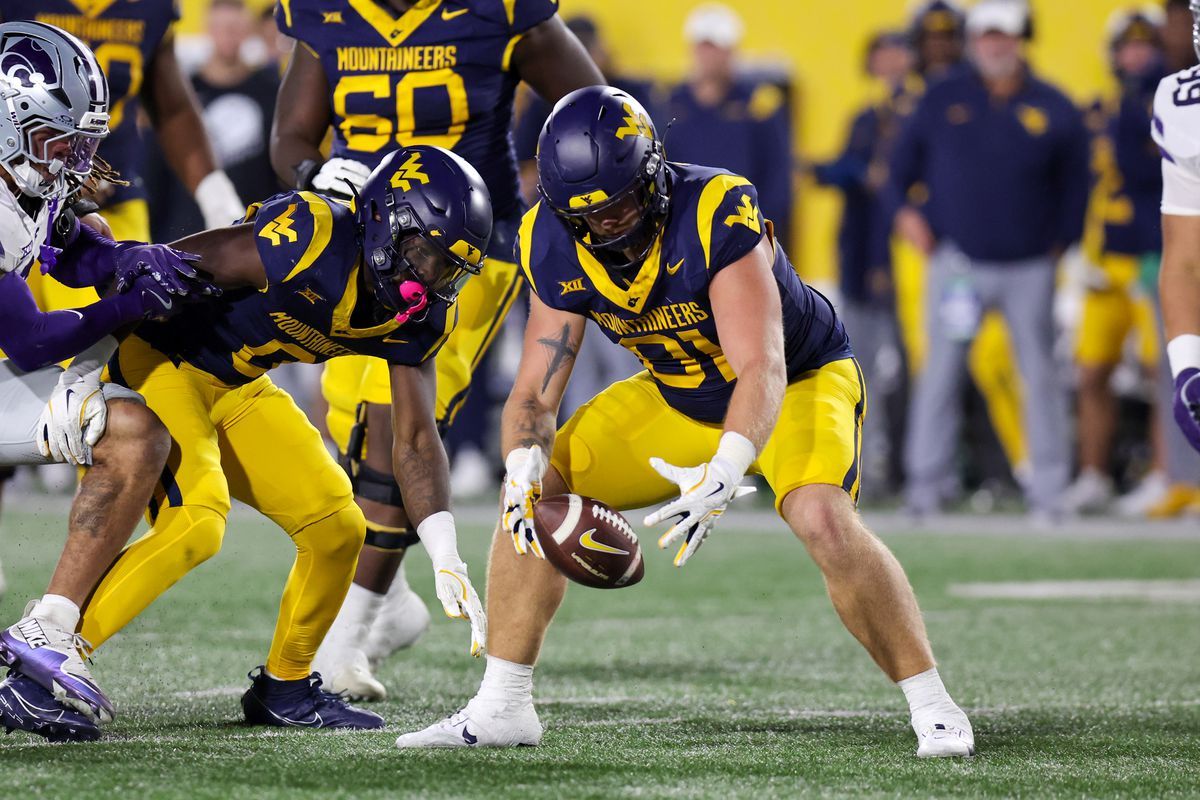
[390,152,431,191]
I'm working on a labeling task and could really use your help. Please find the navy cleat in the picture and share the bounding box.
[241,667,385,730]
[0,671,100,742]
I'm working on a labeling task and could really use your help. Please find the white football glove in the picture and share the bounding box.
[417,512,487,657]
[643,433,758,567]
[502,445,548,558]
[310,158,372,198]
[36,371,107,466]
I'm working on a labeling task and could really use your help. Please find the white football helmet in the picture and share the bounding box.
[0,21,109,200]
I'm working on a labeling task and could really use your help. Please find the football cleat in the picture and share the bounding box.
[913,709,975,758]
[241,666,385,730]
[0,602,113,723]
[395,696,542,749]
[0,671,100,742]
[363,566,431,665]
[0,556,6,602]
[312,646,386,703]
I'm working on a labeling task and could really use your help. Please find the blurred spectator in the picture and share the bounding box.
[147,0,281,241]
[513,15,660,204]
[1162,0,1199,72]
[909,0,967,80]
[888,0,1089,519]
[1067,7,1171,514]
[811,31,918,497]
[664,2,794,248]
[257,2,289,68]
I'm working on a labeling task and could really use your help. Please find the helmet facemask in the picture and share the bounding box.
[1192,0,1200,63]
[7,118,105,199]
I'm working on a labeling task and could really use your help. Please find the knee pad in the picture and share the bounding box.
[364,519,421,551]
[341,403,406,508]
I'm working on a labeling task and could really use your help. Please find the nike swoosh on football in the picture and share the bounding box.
[578,528,629,556]
[441,7,469,19]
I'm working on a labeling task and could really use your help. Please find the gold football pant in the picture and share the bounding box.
[85,335,366,680]
[551,358,866,514]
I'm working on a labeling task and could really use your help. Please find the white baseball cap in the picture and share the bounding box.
[966,0,1029,37]
[684,2,744,49]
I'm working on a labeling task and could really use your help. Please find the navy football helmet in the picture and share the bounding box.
[537,85,669,270]
[356,145,492,324]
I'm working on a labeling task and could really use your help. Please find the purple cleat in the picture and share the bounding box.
[0,602,114,723]
[0,671,100,742]
[241,667,385,729]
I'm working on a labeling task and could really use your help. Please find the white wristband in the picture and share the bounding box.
[194,170,245,230]
[1167,334,1200,378]
[416,510,461,565]
[715,431,756,477]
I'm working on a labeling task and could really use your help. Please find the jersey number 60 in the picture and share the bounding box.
[334,70,469,151]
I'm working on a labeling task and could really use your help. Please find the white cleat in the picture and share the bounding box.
[395,696,542,749]
[364,564,431,665]
[913,708,975,758]
[1062,468,1113,515]
[0,556,6,602]
[312,646,386,702]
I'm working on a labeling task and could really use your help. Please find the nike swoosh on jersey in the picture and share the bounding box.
[441,7,469,19]
[64,310,84,321]
[578,528,629,556]
[666,259,684,275]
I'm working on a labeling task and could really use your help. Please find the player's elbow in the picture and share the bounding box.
[3,340,48,373]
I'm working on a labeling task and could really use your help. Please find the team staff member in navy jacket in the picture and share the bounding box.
[885,0,1090,519]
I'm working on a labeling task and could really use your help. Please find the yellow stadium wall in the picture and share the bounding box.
[178,0,1148,282]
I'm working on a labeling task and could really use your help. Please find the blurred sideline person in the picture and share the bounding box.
[1163,0,1200,73]
[812,31,917,499]
[398,86,975,759]
[665,2,793,250]
[902,0,1031,501]
[270,0,603,700]
[512,14,646,419]
[888,0,1089,519]
[147,0,281,241]
[1151,4,1200,489]
[0,21,215,742]
[73,146,491,735]
[1066,8,1174,515]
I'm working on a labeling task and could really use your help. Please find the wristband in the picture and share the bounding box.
[714,431,756,477]
[416,510,461,565]
[194,171,244,230]
[1167,334,1200,379]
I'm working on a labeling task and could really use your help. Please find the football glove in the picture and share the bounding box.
[416,511,487,657]
[113,243,216,298]
[1174,368,1200,453]
[311,158,372,199]
[643,434,758,567]
[36,370,106,466]
[502,445,548,558]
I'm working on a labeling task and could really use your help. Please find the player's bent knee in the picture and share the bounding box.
[170,507,227,572]
[94,399,170,465]
[783,485,860,557]
[295,502,367,564]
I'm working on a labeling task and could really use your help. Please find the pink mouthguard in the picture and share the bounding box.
[393,279,429,324]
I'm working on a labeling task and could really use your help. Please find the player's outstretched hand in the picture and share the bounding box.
[644,457,756,567]
[36,371,106,466]
[1174,368,1200,452]
[114,243,219,299]
[432,558,487,657]
[503,445,548,558]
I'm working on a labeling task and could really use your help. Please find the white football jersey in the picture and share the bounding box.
[0,177,58,276]
[1153,66,1200,216]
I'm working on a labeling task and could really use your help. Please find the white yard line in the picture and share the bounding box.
[948,579,1200,602]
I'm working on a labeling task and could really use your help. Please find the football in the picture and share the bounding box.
[534,494,645,589]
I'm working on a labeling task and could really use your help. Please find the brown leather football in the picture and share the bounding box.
[533,494,644,589]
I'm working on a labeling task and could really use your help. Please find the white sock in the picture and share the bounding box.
[389,559,411,596]
[32,594,80,632]
[898,667,960,720]
[477,655,534,702]
[324,584,386,649]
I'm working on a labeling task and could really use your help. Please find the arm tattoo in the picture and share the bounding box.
[512,397,555,451]
[536,323,578,393]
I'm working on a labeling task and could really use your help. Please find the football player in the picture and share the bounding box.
[0,21,212,742]
[1152,1,1200,454]
[396,87,975,758]
[270,0,603,699]
[65,145,489,735]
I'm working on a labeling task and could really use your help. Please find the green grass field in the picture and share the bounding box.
[0,504,1197,799]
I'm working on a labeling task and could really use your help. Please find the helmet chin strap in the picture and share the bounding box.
[393,279,429,324]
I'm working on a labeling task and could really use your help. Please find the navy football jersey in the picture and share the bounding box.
[1,0,179,205]
[278,0,556,221]
[517,163,852,423]
[133,191,455,385]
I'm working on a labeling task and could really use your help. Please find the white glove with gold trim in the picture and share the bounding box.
[417,512,486,657]
[503,445,548,558]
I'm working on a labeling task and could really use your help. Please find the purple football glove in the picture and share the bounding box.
[113,243,218,298]
[124,272,184,321]
[1174,368,1200,453]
